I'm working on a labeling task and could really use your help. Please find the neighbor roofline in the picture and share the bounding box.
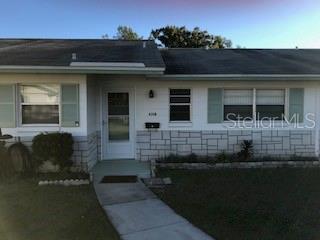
[0,65,165,75]
[155,74,320,80]
[0,38,154,42]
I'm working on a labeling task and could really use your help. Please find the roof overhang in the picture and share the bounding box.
[156,74,320,81]
[0,65,165,75]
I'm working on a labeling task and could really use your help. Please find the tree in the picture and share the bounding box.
[114,26,142,40]
[101,34,109,39]
[212,36,232,49]
[150,26,232,48]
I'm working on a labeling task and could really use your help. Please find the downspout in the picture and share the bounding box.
[315,85,320,158]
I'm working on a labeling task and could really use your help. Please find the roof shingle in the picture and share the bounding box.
[0,39,165,68]
[160,48,320,74]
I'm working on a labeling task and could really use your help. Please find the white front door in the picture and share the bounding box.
[104,89,135,159]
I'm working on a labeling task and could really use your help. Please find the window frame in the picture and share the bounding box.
[19,84,61,127]
[169,88,192,123]
[222,88,288,123]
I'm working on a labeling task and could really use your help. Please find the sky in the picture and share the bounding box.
[0,0,320,48]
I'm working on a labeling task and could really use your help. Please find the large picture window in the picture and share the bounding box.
[169,89,191,121]
[223,89,286,121]
[20,84,60,124]
[224,90,253,120]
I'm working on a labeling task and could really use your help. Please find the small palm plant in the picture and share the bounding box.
[238,140,253,161]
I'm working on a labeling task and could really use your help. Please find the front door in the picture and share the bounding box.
[104,90,135,159]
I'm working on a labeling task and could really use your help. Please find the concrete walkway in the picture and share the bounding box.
[94,180,214,240]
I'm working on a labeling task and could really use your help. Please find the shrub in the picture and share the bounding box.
[237,140,253,161]
[214,152,238,163]
[289,155,319,162]
[8,142,32,173]
[32,132,74,170]
[214,151,228,163]
[0,141,14,178]
[157,153,213,163]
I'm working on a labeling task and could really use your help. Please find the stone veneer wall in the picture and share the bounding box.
[136,130,316,161]
[97,131,102,162]
[72,131,99,171]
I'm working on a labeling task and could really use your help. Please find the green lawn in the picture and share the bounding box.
[155,168,320,240]
[0,177,119,240]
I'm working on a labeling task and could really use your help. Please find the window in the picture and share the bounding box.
[256,90,285,120]
[224,90,253,120]
[169,89,191,121]
[222,89,286,121]
[108,92,129,141]
[20,84,60,124]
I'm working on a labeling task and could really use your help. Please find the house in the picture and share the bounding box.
[0,39,320,171]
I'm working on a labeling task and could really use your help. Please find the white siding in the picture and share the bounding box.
[93,76,320,131]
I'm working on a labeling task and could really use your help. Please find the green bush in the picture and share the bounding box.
[8,142,33,173]
[32,132,74,169]
[157,153,215,164]
[0,141,14,179]
[214,151,229,163]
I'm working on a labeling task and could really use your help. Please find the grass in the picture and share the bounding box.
[0,176,120,240]
[155,168,320,240]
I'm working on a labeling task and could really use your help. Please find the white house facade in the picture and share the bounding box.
[1,39,320,171]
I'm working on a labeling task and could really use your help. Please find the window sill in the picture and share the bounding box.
[16,126,61,135]
[20,124,60,127]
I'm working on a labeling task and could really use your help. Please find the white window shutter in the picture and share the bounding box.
[61,84,79,127]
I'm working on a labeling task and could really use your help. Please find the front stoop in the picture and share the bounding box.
[91,160,151,182]
[94,181,214,240]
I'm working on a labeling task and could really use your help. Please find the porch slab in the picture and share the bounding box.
[91,160,151,182]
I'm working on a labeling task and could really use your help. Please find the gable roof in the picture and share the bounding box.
[0,39,165,69]
[161,48,320,75]
[0,39,320,77]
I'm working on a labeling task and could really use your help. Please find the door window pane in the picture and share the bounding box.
[108,93,129,115]
[108,116,129,141]
[108,93,129,141]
